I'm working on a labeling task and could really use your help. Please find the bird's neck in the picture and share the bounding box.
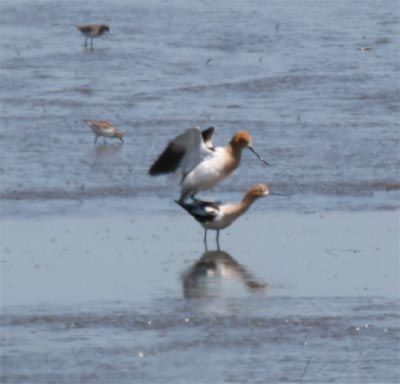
[221,202,250,224]
[225,141,242,169]
[228,139,244,157]
[241,193,258,208]
[230,198,254,218]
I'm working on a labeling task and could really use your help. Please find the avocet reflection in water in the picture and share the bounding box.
[182,249,268,301]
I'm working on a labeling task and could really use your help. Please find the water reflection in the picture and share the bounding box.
[89,143,123,169]
[182,249,267,300]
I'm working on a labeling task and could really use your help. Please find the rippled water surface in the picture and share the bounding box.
[2,211,399,383]
[2,298,398,384]
[1,0,399,212]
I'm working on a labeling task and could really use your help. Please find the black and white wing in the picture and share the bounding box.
[176,200,220,223]
[201,126,215,150]
[148,127,215,176]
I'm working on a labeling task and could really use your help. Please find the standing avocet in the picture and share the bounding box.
[176,184,271,247]
[149,127,269,202]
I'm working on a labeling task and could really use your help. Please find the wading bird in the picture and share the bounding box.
[76,24,110,48]
[149,127,269,202]
[84,120,123,144]
[176,184,272,247]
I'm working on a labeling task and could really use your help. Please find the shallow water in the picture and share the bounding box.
[1,212,399,383]
[1,0,399,212]
[1,1,399,383]
[2,297,398,384]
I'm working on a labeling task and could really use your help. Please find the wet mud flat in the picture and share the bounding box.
[1,0,399,212]
[1,207,399,383]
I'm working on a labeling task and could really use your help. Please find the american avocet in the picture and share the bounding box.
[84,120,124,144]
[176,184,271,247]
[76,24,110,48]
[149,127,269,202]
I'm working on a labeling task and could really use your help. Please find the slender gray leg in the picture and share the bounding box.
[103,137,106,144]
[94,136,99,144]
[216,230,220,250]
[203,229,208,248]
[84,37,88,48]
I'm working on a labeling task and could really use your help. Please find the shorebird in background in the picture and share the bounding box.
[176,184,271,247]
[149,127,269,202]
[84,120,124,144]
[76,24,110,48]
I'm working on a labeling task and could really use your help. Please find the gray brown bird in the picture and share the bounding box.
[84,120,123,144]
[76,24,110,48]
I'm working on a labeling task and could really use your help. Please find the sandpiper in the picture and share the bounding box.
[176,184,271,246]
[84,120,123,144]
[76,24,110,48]
[149,127,269,202]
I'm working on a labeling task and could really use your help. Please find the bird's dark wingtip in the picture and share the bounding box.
[148,142,185,176]
[148,167,157,176]
[201,127,215,142]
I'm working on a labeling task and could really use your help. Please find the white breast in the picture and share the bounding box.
[203,204,240,231]
[182,148,228,192]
